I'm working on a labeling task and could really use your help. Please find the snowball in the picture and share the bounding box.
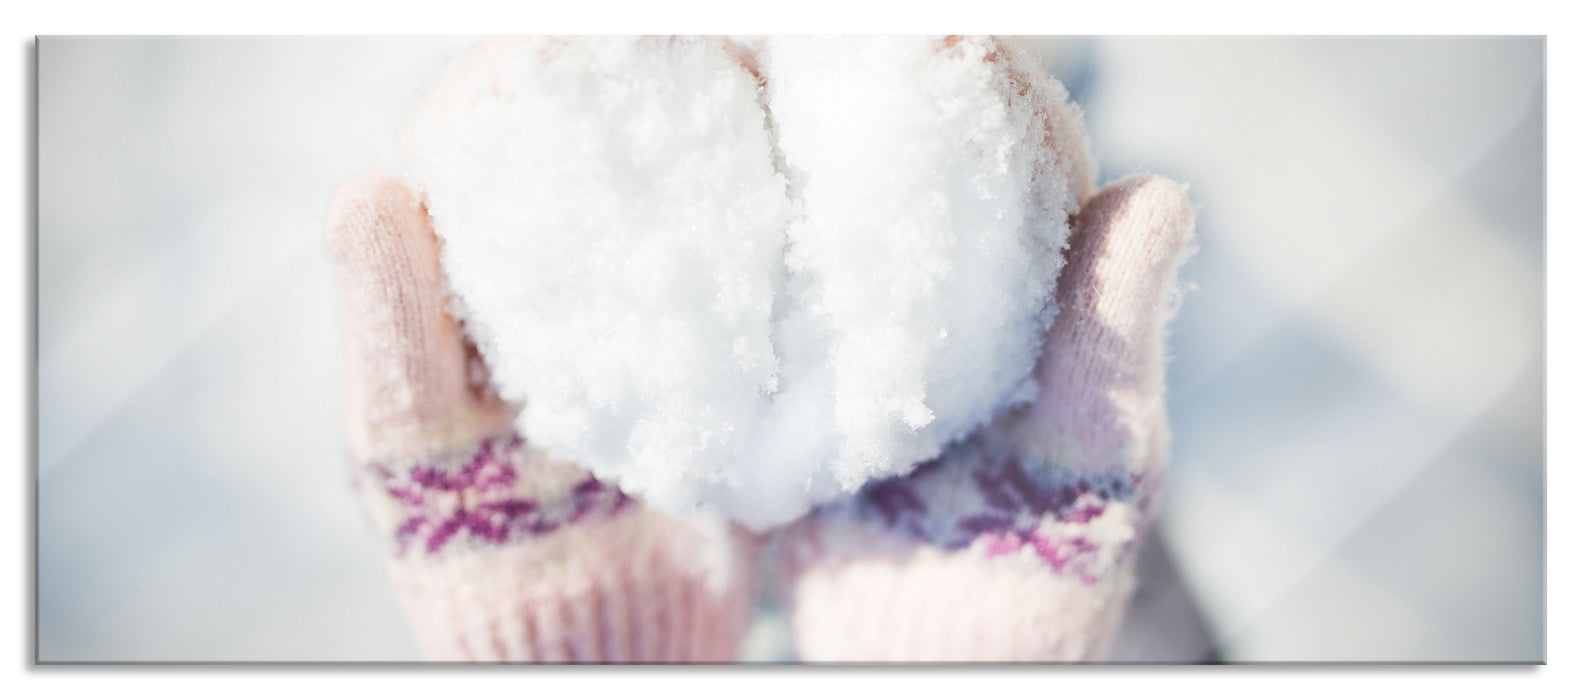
[405,36,1092,531]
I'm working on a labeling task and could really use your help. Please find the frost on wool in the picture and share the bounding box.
[403,36,1094,531]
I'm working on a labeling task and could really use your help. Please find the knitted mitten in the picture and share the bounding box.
[778,175,1197,662]
[326,175,758,662]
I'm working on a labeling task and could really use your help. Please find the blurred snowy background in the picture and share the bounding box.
[36,36,1543,662]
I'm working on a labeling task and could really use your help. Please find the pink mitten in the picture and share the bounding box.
[779,174,1196,661]
[326,175,758,662]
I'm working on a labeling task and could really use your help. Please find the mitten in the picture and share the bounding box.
[326,175,759,662]
[779,174,1196,662]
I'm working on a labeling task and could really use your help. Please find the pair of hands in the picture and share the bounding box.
[326,37,1195,662]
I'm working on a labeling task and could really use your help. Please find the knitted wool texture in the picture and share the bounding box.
[779,175,1196,662]
[327,175,758,662]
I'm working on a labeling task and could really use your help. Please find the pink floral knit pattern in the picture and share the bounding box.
[836,435,1159,584]
[355,433,633,555]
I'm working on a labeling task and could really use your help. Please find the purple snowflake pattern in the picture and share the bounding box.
[360,433,633,555]
[847,440,1155,582]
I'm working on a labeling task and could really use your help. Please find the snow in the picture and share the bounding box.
[405,35,1093,530]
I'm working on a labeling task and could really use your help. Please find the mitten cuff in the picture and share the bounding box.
[782,520,1137,662]
[385,508,757,663]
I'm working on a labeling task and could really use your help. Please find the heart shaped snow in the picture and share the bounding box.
[403,36,1094,530]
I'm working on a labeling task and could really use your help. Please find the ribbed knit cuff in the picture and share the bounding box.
[782,519,1136,662]
[386,507,757,663]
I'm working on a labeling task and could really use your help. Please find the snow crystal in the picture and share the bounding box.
[404,35,1093,530]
